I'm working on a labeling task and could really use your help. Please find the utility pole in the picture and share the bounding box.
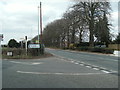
[38,6,40,44]
[40,2,42,43]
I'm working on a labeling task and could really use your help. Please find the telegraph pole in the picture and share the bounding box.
[40,2,42,43]
[38,6,40,44]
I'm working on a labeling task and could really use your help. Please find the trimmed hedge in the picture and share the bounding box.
[74,47,114,54]
[2,48,26,56]
[74,42,89,47]
[2,48,44,57]
[28,48,44,56]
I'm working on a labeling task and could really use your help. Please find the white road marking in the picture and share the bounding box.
[101,70,111,73]
[32,63,42,65]
[109,70,118,73]
[75,63,79,64]
[10,61,43,65]
[71,61,74,63]
[80,62,85,64]
[92,68,99,70]
[17,71,110,75]
[86,66,92,68]
[79,64,84,66]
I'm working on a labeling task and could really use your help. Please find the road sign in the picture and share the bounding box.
[35,40,39,43]
[7,52,13,56]
[28,44,40,48]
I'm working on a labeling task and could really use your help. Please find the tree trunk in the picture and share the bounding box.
[89,20,94,47]
[79,27,83,43]
[67,29,70,48]
[71,27,75,44]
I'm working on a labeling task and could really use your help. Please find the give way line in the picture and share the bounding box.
[17,71,111,76]
[9,61,43,65]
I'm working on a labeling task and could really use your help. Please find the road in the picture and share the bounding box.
[46,48,118,72]
[2,48,118,88]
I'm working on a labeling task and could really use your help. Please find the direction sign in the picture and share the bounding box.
[28,44,40,48]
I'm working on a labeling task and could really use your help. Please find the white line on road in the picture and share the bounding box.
[86,66,92,68]
[71,61,74,63]
[17,71,111,76]
[10,61,43,65]
[75,63,79,64]
[92,68,99,70]
[99,67,107,70]
[79,64,84,66]
[101,70,111,73]
[32,63,43,65]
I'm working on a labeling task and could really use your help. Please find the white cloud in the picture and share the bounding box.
[111,12,118,20]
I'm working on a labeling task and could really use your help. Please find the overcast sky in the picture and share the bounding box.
[0,0,119,44]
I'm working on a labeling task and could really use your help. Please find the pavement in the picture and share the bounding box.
[2,48,119,88]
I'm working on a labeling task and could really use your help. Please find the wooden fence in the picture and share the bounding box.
[108,44,120,50]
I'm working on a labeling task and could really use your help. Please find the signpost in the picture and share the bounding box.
[28,44,40,48]
[7,52,13,56]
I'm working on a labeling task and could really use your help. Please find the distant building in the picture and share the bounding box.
[0,34,3,56]
[0,34,3,42]
[0,34,3,48]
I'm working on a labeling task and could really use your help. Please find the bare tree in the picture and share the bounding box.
[72,1,111,47]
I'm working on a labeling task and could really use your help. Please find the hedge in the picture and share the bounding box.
[2,48,44,57]
[74,47,114,54]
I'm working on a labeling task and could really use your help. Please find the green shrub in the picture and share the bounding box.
[90,48,114,54]
[74,42,89,47]
[89,47,104,53]
[76,47,89,51]
[69,44,74,49]
[104,48,114,54]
